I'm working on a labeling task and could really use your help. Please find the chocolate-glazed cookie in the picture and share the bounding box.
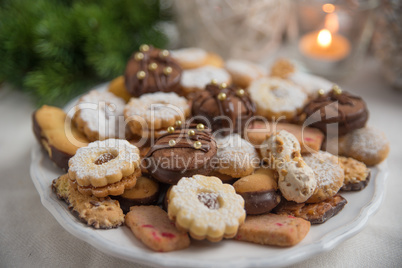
[274,194,347,224]
[144,123,217,184]
[233,170,281,215]
[124,44,182,97]
[300,85,368,136]
[191,82,255,135]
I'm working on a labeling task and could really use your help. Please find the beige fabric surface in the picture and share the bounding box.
[1,59,401,267]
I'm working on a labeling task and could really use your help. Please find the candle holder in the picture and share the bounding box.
[294,0,377,79]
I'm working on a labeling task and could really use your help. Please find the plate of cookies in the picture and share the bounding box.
[30,45,390,267]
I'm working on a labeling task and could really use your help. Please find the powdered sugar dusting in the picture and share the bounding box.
[181,66,231,90]
[290,72,333,96]
[216,134,259,165]
[304,151,343,188]
[249,77,307,113]
[169,175,245,230]
[348,127,388,158]
[171,48,207,64]
[124,92,189,123]
[225,59,266,80]
[69,139,140,186]
[76,90,126,140]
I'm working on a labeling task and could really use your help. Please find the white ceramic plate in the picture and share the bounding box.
[30,84,389,268]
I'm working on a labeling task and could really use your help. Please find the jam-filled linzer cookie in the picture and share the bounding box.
[248,77,308,121]
[191,82,256,134]
[300,85,369,136]
[168,175,246,242]
[32,105,89,170]
[145,123,217,185]
[124,44,182,97]
[68,139,141,198]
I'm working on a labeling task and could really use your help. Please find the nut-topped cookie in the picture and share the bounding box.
[124,44,182,97]
[144,123,217,184]
[300,85,369,136]
[192,82,256,134]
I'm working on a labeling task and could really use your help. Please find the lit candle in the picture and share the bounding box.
[299,10,351,61]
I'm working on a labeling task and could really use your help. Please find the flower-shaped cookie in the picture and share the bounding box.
[168,175,246,242]
[68,139,140,188]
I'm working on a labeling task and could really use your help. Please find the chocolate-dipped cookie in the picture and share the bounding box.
[191,82,255,134]
[300,85,368,136]
[144,123,217,184]
[274,194,347,224]
[113,175,160,213]
[124,44,182,97]
[32,105,89,170]
[339,156,371,191]
[233,170,281,215]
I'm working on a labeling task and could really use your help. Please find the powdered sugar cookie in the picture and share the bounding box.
[260,130,316,203]
[168,175,246,242]
[124,92,190,138]
[248,77,308,121]
[68,139,141,197]
[171,47,208,69]
[52,174,125,229]
[171,47,224,69]
[180,65,231,96]
[225,59,266,88]
[303,151,344,203]
[73,90,127,142]
[325,126,390,166]
[215,134,260,178]
[270,59,333,98]
[125,206,190,252]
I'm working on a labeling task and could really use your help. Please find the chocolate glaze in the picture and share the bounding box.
[124,45,182,97]
[32,111,71,171]
[300,90,368,136]
[144,124,217,184]
[191,83,256,135]
[274,194,347,224]
[239,190,281,215]
[341,171,371,191]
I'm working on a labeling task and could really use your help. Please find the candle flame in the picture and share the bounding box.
[317,29,332,48]
[322,4,335,13]
[325,13,339,33]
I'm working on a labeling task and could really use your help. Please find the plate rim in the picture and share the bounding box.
[30,143,389,268]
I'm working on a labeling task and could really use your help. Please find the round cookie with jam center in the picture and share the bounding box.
[144,123,217,185]
[125,44,182,97]
[192,82,256,135]
[233,169,281,215]
[300,85,369,136]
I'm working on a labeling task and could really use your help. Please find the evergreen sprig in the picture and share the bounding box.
[0,0,169,106]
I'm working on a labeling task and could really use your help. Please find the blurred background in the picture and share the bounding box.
[0,0,400,106]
